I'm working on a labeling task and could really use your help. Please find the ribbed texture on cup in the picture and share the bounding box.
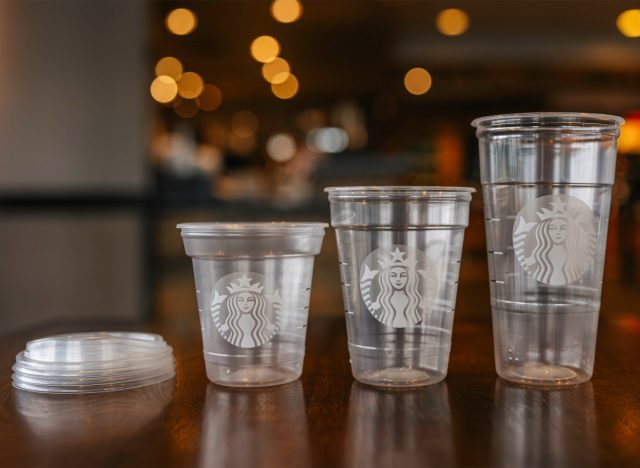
[472,112,623,138]
[473,113,623,185]
[178,222,327,258]
[326,186,474,228]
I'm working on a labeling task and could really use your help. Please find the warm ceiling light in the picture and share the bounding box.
[617,9,640,38]
[404,68,432,95]
[270,0,303,24]
[618,120,640,153]
[271,73,299,99]
[262,57,290,84]
[177,71,204,99]
[150,75,178,103]
[250,36,280,63]
[435,8,469,36]
[155,57,183,80]
[196,84,223,111]
[165,8,197,36]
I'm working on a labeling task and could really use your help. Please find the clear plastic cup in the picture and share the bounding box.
[473,112,623,386]
[178,222,327,387]
[326,187,475,387]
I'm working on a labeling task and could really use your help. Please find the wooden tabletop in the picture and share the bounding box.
[0,306,639,467]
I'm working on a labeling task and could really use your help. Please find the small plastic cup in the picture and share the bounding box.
[178,222,327,387]
[326,187,475,387]
[473,112,623,386]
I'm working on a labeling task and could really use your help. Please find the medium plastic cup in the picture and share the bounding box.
[326,187,474,387]
[473,112,623,386]
[178,222,327,387]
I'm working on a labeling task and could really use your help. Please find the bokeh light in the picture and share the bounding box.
[617,9,640,38]
[150,75,178,103]
[262,57,290,84]
[177,71,204,99]
[155,57,183,80]
[228,133,256,155]
[174,99,199,118]
[618,119,640,153]
[165,8,197,36]
[231,111,259,137]
[307,127,349,153]
[271,73,299,99]
[196,84,223,111]
[267,133,296,162]
[250,36,280,63]
[270,0,303,24]
[404,68,432,95]
[435,8,469,36]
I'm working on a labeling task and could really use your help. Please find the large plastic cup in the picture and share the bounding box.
[326,186,475,387]
[178,222,327,387]
[473,112,623,386]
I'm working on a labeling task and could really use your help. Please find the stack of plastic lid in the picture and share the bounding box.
[12,332,175,394]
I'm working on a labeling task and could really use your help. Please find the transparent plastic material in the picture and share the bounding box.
[473,112,623,386]
[178,222,327,387]
[12,332,176,394]
[326,187,474,387]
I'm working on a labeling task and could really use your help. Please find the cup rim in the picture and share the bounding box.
[324,186,476,200]
[471,112,624,134]
[177,221,328,237]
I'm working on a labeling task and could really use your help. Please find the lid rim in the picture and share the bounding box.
[471,112,624,132]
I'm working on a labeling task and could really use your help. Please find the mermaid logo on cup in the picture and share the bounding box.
[513,194,597,286]
[211,272,281,348]
[360,245,438,328]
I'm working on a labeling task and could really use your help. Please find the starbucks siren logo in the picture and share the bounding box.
[513,194,597,286]
[211,272,281,348]
[360,245,438,328]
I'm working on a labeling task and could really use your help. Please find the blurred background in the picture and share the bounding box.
[1,0,640,333]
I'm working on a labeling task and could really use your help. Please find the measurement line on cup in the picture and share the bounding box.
[490,279,505,284]
[345,310,355,315]
[488,250,504,255]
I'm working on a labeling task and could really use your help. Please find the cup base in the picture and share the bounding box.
[499,363,590,387]
[205,361,302,388]
[354,367,445,388]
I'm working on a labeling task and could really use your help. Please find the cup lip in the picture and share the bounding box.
[471,112,624,135]
[177,221,328,237]
[324,186,476,200]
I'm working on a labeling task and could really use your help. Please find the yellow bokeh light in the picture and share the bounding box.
[155,57,183,80]
[231,111,259,137]
[250,36,280,63]
[262,57,290,84]
[196,84,223,111]
[618,120,640,153]
[435,8,469,36]
[150,75,178,103]
[271,73,299,99]
[404,68,432,95]
[270,0,303,24]
[166,8,197,36]
[177,71,204,99]
[617,10,640,38]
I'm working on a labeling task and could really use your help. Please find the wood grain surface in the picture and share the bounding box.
[0,302,639,467]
